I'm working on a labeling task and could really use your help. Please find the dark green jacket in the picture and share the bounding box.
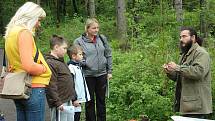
[168,43,212,114]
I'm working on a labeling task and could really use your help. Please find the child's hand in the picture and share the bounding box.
[73,100,80,107]
[57,104,64,111]
[107,74,112,80]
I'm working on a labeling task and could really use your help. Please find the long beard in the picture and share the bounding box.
[180,40,193,54]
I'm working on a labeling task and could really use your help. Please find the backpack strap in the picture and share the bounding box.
[98,34,110,57]
[99,34,106,47]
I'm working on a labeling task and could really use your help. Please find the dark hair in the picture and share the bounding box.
[180,27,203,46]
[50,34,67,49]
[67,45,83,59]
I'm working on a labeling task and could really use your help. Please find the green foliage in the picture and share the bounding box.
[0,37,3,48]
[108,51,175,121]
[96,0,115,17]
[107,0,215,120]
[0,1,23,34]
[36,16,85,52]
[0,0,215,120]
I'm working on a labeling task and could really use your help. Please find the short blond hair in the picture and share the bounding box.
[85,18,99,32]
[4,2,46,38]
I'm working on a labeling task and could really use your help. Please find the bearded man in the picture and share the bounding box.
[163,27,212,119]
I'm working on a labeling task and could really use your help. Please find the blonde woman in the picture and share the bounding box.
[4,2,51,121]
[74,18,112,121]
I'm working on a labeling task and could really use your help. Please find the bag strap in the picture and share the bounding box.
[34,48,39,63]
[2,50,6,67]
[2,48,40,67]
[1,49,7,78]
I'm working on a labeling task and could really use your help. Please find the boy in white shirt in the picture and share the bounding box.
[67,45,90,121]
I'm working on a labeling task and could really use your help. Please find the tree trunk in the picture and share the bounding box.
[44,0,48,6]
[88,0,96,17]
[56,0,61,26]
[116,0,127,45]
[63,0,67,16]
[72,0,78,13]
[0,0,4,35]
[200,0,207,38]
[85,0,89,16]
[36,0,41,5]
[56,0,66,23]
[132,0,141,38]
[174,0,183,27]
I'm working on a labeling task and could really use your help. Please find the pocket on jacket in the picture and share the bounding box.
[181,96,202,113]
[99,57,107,70]
[85,58,97,71]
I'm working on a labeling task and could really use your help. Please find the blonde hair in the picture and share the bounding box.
[4,2,46,38]
[85,18,99,32]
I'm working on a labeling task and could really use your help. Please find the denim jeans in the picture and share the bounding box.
[14,88,46,121]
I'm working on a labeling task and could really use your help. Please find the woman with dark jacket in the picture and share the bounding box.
[74,18,112,121]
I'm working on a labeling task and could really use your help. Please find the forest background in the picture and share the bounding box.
[0,0,215,120]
